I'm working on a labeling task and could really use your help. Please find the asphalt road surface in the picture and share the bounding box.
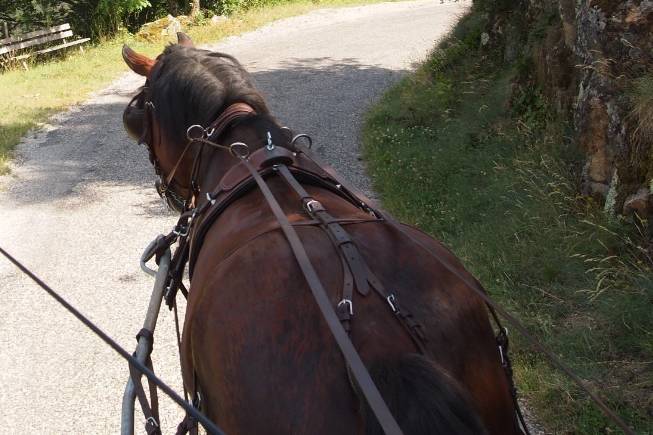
[0,1,471,433]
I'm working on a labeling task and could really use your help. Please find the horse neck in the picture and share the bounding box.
[195,115,285,196]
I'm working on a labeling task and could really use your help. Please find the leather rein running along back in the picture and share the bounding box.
[138,101,634,435]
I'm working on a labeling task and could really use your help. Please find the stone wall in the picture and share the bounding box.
[478,0,653,217]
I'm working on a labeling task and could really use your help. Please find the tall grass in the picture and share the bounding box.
[363,11,653,434]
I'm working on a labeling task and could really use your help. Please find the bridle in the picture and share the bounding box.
[123,85,257,212]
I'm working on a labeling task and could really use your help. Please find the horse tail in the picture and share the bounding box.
[364,354,488,435]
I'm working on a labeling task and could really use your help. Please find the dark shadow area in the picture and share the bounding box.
[2,57,408,213]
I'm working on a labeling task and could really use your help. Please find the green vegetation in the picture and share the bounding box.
[363,10,652,434]
[629,75,653,142]
[0,0,392,173]
[1,0,152,40]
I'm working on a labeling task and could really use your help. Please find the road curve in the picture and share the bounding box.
[0,1,469,433]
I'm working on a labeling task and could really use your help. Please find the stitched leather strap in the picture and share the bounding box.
[207,102,257,141]
[277,164,371,297]
[241,159,403,435]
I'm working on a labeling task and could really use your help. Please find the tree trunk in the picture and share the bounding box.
[167,0,178,16]
[190,0,200,17]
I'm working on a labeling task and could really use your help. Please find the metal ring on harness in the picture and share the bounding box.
[186,124,207,141]
[291,133,313,149]
[229,142,250,159]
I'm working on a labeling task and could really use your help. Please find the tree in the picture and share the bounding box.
[167,0,179,15]
[190,0,200,17]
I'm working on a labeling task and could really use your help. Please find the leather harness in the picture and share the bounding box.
[135,101,530,435]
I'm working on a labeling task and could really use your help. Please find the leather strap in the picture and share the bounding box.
[276,165,428,353]
[130,354,162,435]
[207,102,257,141]
[365,266,428,355]
[277,165,371,296]
[241,159,403,435]
[294,146,643,435]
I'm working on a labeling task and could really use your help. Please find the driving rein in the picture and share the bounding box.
[130,98,532,435]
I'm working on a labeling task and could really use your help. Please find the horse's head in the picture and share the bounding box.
[122,33,270,211]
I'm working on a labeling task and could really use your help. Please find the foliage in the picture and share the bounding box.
[0,0,311,39]
[0,1,71,34]
[203,0,293,16]
[628,74,653,146]
[0,0,151,39]
[363,10,653,434]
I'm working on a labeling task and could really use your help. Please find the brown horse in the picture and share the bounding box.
[122,33,524,435]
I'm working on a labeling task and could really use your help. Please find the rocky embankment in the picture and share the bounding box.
[479,0,652,218]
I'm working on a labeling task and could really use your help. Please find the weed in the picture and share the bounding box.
[363,9,653,434]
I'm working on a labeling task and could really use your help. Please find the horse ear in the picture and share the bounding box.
[177,32,194,48]
[122,45,155,76]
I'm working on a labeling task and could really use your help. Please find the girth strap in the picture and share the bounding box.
[240,159,403,435]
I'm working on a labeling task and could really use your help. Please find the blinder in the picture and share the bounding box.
[123,88,147,142]
[125,84,264,214]
[124,86,189,212]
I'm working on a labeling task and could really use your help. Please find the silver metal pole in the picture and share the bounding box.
[121,247,171,435]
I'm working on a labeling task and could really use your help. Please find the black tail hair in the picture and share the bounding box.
[364,354,488,435]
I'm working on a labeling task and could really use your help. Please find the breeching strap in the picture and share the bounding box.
[239,159,404,435]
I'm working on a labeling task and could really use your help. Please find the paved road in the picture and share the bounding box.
[0,1,469,433]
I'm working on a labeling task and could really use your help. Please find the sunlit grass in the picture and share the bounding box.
[0,0,396,173]
[363,11,653,434]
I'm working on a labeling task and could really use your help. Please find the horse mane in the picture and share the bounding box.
[148,44,270,146]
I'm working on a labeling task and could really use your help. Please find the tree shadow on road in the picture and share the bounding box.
[1,57,408,212]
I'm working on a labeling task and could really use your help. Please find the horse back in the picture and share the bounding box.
[182,180,518,434]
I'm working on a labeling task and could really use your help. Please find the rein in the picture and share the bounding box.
[155,123,635,434]
[0,115,637,433]
[0,246,226,435]
[123,93,639,434]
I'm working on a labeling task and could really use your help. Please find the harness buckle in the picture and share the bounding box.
[496,327,509,367]
[206,192,216,205]
[338,299,354,316]
[304,199,324,215]
[145,416,159,428]
[173,224,189,237]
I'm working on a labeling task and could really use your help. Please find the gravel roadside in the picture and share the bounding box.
[0,1,472,433]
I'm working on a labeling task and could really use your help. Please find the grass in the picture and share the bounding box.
[0,0,396,173]
[627,75,653,183]
[363,11,653,434]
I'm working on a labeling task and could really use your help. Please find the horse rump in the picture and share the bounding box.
[364,354,488,435]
